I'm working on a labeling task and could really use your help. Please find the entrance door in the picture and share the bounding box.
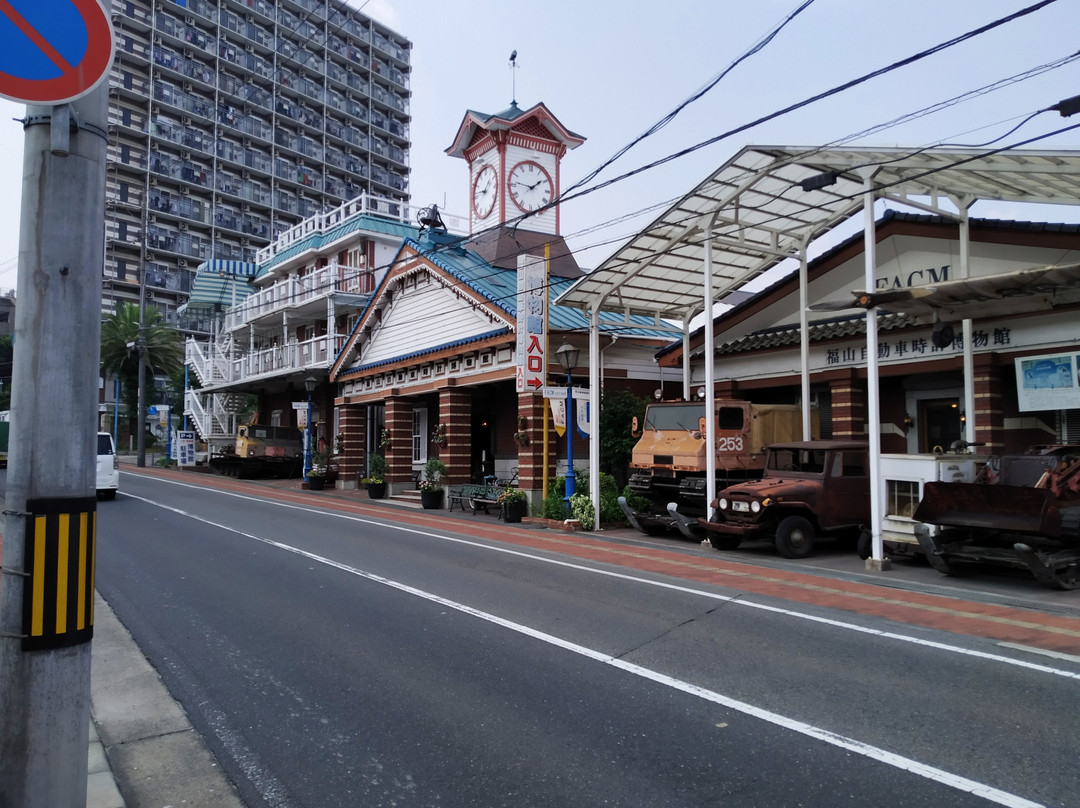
[919,398,962,452]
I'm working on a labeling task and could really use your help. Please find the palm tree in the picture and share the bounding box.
[100,302,184,440]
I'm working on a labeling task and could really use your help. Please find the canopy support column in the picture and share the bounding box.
[861,173,890,572]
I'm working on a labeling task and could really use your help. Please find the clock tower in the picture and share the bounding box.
[446,101,585,237]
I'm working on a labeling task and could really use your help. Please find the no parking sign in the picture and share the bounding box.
[0,0,115,104]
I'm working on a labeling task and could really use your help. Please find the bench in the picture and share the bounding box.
[449,483,504,515]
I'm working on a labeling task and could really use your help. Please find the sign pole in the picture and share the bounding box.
[0,83,111,806]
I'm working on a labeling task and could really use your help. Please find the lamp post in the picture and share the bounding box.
[555,342,579,511]
[303,375,317,481]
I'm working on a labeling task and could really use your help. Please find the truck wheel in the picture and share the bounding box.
[856,529,872,560]
[709,535,742,551]
[775,516,815,558]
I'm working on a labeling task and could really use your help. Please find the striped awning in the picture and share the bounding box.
[185,259,258,310]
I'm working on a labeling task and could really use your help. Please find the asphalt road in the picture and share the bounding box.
[93,471,1080,807]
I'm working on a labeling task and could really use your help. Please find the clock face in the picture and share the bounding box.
[508,161,553,213]
[472,164,497,218]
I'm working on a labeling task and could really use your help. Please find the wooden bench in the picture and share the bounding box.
[449,483,504,515]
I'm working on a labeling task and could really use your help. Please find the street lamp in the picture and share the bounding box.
[303,375,317,481]
[555,341,579,510]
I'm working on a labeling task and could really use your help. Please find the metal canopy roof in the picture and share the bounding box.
[556,145,1080,323]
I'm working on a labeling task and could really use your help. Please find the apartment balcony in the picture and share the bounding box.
[187,331,349,396]
[223,261,373,332]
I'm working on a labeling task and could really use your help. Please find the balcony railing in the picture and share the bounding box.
[223,261,372,331]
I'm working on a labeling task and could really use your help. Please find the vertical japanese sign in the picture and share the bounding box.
[177,430,196,466]
[516,254,547,392]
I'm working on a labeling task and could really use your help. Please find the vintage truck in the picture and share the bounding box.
[912,445,1080,590]
[209,423,305,479]
[619,399,806,537]
[697,440,870,558]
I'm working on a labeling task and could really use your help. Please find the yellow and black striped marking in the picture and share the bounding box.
[21,496,96,651]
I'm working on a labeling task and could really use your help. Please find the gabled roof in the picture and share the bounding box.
[661,212,1080,363]
[445,101,585,159]
[330,232,677,380]
[556,145,1080,324]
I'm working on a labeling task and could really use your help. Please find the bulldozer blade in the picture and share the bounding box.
[1013,543,1080,591]
[914,523,956,576]
[914,482,1060,536]
[666,502,704,540]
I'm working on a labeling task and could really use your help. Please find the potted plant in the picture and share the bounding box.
[497,486,529,523]
[307,449,330,491]
[419,456,447,509]
[362,453,388,498]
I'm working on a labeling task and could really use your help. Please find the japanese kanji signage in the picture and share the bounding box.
[516,254,547,392]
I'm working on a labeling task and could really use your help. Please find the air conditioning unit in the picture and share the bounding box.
[183,82,192,93]
[182,116,191,126]
[184,48,193,58]
[241,237,249,246]
[242,203,251,212]
[179,221,188,230]
[242,170,250,179]
[178,259,188,267]
[180,186,189,195]
[181,150,190,160]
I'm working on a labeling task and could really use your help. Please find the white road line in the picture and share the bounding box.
[122,490,1043,808]
[123,478,1080,683]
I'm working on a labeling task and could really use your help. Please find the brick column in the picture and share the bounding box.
[385,397,414,490]
[973,354,1003,455]
[439,388,471,484]
[830,370,865,438]
[516,392,554,503]
[336,405,365,488]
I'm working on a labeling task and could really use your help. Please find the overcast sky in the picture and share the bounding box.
[0,0,1078,293]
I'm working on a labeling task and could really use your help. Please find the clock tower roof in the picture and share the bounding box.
[445,101,585,160]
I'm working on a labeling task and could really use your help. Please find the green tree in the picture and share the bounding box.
[100,302,184,437]
[598,388,649,487]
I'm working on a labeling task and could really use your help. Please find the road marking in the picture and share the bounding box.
[122,481,1080,683]
[998,642,1080,665]
[122,490,1044,808]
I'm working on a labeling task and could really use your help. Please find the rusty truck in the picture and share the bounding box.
[618,399,806,537]
[912,445,1080,590]
[209,423,305,479]
[697,440,871,558]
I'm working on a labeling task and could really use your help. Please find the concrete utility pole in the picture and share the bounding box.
[0,84,110,806]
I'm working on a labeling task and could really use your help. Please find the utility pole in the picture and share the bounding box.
[0,82,110,806]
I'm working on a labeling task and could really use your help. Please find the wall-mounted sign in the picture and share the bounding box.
[516,254,547,392]
[1016,352,1080,412]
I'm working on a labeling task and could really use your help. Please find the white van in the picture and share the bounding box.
[97,432,119,500]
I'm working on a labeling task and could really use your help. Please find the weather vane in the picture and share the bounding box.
[509,50,518,105]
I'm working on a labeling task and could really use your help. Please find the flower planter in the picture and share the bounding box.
[366,482,387,499]
[307,475,326,490]
[503,499,528,523]
[420,488,444,509]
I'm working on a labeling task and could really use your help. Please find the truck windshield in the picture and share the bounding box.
[644,404,704,431]
[767,448,827,474]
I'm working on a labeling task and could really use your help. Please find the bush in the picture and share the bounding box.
[543,469,629,527]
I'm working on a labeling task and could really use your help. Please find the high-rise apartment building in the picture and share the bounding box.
[105,0,412,329]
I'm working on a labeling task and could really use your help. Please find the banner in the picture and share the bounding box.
[551,397,566,437]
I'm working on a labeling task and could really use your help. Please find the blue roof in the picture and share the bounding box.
[257,214,419,277]
[407,235,674,337]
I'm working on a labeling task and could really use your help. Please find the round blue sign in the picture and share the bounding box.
[0,0,114,104]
